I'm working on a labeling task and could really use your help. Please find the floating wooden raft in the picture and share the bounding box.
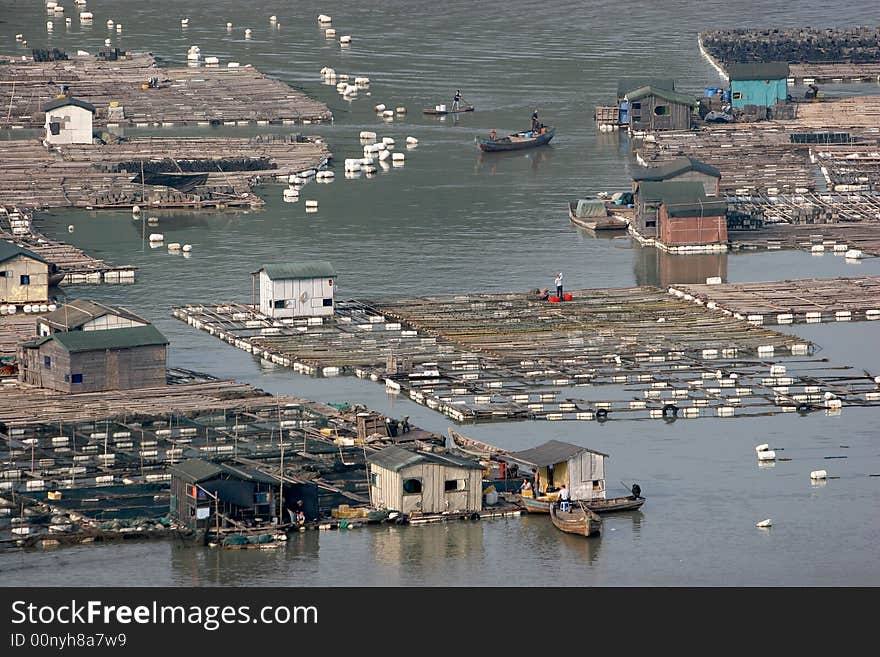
[671,277,880,324]
[0,136,328,210]
[0,52,332,129]
[730,222,880,256]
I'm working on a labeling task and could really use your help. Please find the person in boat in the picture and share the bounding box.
[401,415,411,433]
[531,110,539,133]
[554,271,564,301]
[452,89,462,111]
[489,128,497,141]
[520,479,532,493]
[630,483,642,499]
[558,484,571,512]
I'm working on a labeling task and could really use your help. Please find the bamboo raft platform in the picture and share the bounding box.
[698,27,880,84]
[0,52,332,129]
[0,135,329,210]
[670,277,880,325]
[173,292,880,423]
[730,222,880,256]
[795,96,880,129]
[1,206,136,284]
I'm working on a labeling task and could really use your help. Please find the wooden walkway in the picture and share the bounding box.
[671,277,880,324]
[0,52,331,129]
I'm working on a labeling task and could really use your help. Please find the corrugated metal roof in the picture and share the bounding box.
[42,97,97,113]
[0,240,49,266]
[625,86,697,107]
[726,62,790,81]
[41,300,147,330]
[367,445,483,472]
[169,459,284,485]
[665,199,728,218]
[257,261,337,280]
[44,324,168,353]
[617,78,675,98]
[637,181,707,204]
[632,157,721,182]
[510,440,608,467]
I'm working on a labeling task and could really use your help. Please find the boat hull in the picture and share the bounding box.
[478,128,555,152]
[568,202,628,231]
[519,494,643,514]
[423,104,474,115]
[550,502,601,537]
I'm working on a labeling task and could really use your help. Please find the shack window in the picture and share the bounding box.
[0,270,8,277]
[402,478,422,494]
[654,105,669,116]
[43,356,51,369]
[732,92,743,100]
[445,479,466,492]
[71,373,83,384]
[630,102,641,109]
[273,300,285,309]
[322,298,333,307]
[20,275,30,285]
[370,473,377,487]
[632,116,641,124]
[593,480,603,491]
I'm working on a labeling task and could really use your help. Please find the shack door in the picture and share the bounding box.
[106,350,120,390]
[421,465,436,513]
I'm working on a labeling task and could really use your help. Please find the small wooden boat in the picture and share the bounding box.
[448,428,507,457]
[422,103,475,115]
[477,127,555,152]
[568,200,628,231]
[518,490,644,514]
[550,501,602,537]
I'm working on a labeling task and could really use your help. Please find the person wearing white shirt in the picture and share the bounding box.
[558,483,570,512]
[554,272,564,301]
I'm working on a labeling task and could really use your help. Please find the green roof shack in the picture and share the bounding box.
[634,181,728,249]
[18,324,169,393]
[624,86,696,132]
[727,62,790,109]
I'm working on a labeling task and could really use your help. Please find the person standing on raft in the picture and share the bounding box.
[554,271,564,301]
[452,90,462,111]
[531,109,540,132]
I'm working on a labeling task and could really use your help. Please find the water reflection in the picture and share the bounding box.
[633,243,728,287]
[476,146,555,175]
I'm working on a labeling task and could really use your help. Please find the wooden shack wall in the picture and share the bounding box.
[370,462,481,514]
[0,254,49,304]
[45,105,94,145]
[630,95,691,132]
[659,209,728,246]
[18,340,71,391]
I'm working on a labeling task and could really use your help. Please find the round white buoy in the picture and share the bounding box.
[382,110,394,118]
[810,470,827,480]
[755,443,770,452]
[167,242,181,251]
[269,15,277,23]
[392,152,405,161]
[226,22,233,30]
[318,14,332,23]
[244,28,252,38]
[305,200,318,209]
[67,224,74,233]
[396,106,407,114]
[66,17,71,25]
[39,304,48,313]
[23,305,32,314]
[374,104,386,112]
[182,244,192,253]
[104,38,111,46]
[360,130,377,140]
[132,205,141,214]
[148,233,164,242]
[340,35,352,44]
[204,56,219,65]
[406,136,418,145]
[181,18,189,27]
[378,149,391,161]
[106,19,114,28]
[756,519,772,528]
[47,303,57,312]
[80,12,93,21]
[116,24,122,32]
[147,217,159,224]
[227,62,240,68]
[47,21,53,31]
[845,249,864,259]
[757,450,776,461]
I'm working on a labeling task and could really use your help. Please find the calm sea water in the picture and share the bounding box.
[1,0,879,585]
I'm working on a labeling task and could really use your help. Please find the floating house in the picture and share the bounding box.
[367,446,484,515]
[509,440,608,501]
[37,300,148,336]
[617,78,675,127]
[632,156,722,196]
[43,96,96,145]
[18,324,169,392]
[0,241,51,305]
[727,62,789,109]
[254,261,336,319]
[634,181,728,250]
[624,86,696,132]
[169,458,319,532]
